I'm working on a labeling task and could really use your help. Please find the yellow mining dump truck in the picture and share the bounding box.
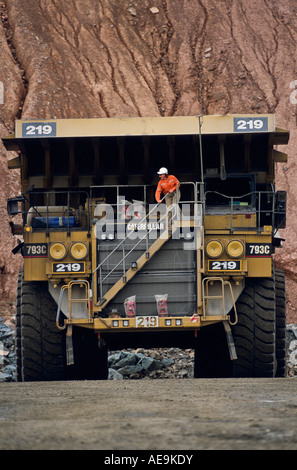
[4,114,289,380]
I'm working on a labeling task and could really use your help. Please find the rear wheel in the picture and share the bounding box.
[232,277,276,377]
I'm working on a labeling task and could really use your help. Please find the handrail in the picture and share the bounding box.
[92,192,168,275]
[204,190,283,233]
[92,181,199,276]
[20,189,90,233]
[56,279,92,330]
[100,196,178,284]
[202,276,238,325]
[91,181,201,305]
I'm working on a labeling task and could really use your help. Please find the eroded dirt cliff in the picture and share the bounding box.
[0,0,297,321]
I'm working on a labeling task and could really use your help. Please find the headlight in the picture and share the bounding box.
[205,240,223,258]
[70,241,88,260]
[49,242,67,260]
[226,240,244,258]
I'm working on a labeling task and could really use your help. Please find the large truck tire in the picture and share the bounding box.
[232,276,276,377]
[17,269,66,381]
[275,268,287,377]
[15,269,23,380]
[16,269,109,381]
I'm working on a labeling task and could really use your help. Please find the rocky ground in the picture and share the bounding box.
[1,302,296,382]
[108,348,194,380]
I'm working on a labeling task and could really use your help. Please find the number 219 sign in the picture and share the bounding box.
[234,117,268,132]
[22,122,57,137]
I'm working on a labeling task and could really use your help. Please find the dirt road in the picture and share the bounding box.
[0,377,297,451]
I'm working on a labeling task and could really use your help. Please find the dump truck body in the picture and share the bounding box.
[5,114,289,379]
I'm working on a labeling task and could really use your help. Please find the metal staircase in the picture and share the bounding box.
[93,193,176,312]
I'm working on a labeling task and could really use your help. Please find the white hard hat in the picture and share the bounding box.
[157,167,168,175]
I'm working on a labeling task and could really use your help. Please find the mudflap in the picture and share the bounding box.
[66,324,74,366]
[223,321,237,361]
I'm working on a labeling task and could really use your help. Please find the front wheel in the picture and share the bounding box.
[17,270,66,381]
[16,269,109,381]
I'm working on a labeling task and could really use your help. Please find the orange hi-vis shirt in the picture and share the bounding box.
[155,175,180,202]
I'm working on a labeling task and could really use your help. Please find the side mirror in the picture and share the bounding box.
[7,196,25,216]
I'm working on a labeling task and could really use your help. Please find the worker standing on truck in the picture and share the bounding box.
[155,167,180,229]
[155,167,180,204]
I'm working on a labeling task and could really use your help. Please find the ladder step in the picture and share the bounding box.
[203,295,224,300]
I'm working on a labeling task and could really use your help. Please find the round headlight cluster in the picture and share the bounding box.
[49,241,88,261]
[70,242,88,260]
[49,242,67,260]
[226,240,244,258]
[206,239,244,258]
[205,240,224,258]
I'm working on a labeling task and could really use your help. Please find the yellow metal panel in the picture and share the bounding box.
[23,230,91,281]
[23,232,48,281]
[205,214,257,230]
[201,114,276,134]
[247,258,272,277]
[24,259,48,281]
[245,233,272,277]
[14,114,278,139]
[14,116,200,138]
[66,314,229,332]
[7,156,21,169]
[272,128,290,145]
[272,150,288,162]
